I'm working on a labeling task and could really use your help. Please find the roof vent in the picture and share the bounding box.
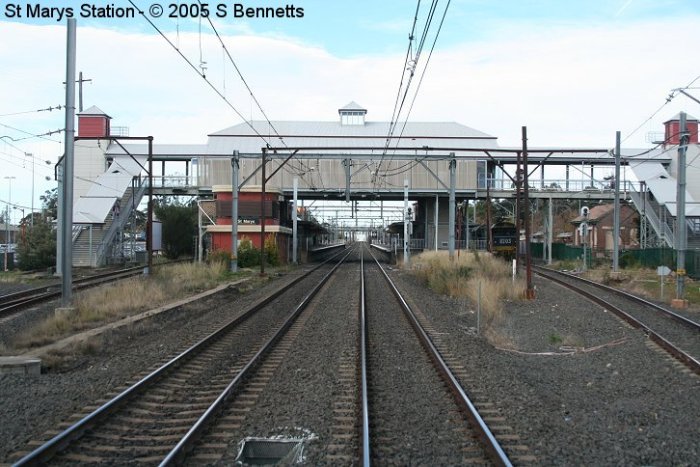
[338,101,367,126]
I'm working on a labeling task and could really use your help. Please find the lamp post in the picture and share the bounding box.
[4,175,16,271]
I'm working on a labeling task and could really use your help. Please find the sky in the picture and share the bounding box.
[1,0,700,223]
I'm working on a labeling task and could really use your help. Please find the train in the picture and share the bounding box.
[491,220,518,260]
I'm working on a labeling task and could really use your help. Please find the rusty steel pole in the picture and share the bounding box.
[522,126,535,299]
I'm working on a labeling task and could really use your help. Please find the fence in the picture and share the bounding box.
[530,243,699,278]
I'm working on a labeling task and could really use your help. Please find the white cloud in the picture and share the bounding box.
[2,14,700,212]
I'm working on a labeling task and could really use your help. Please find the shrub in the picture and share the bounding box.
[208,249,231,265]
[238,237,261,268]
[264,233,280,266]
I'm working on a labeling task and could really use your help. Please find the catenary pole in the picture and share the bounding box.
[404,179,409,265]
[61,18,76,306]
[293,176,298,265]
[231,151,239,272]
[676,112,688,301]
[448,155,456,260]
[260,148,267,275]
[613,131,621,272]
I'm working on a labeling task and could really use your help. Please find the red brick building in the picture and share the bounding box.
[206,185,292,262]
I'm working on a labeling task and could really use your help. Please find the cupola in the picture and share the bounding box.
[78,105,111,137]
[663,113,698,146]
[338,101,367,126]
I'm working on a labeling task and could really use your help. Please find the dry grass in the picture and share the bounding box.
[409,250,526,326]
[12,261,232,351]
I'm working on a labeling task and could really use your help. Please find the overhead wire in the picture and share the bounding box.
[373,0,425,189]
[0,105,63,118]
[131,0,318,191]
[196,0,317,184]
[622,73,700,144]
[376,0,451,186]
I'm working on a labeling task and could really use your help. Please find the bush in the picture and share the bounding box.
[238,237,261,268]
[207,249,231,265]
[264,233,280,266]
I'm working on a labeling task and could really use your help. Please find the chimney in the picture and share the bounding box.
[78,105,111,138]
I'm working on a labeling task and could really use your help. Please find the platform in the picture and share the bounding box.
[0,356,42,376]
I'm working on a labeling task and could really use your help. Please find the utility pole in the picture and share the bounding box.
[60,18,76,306]
[522,127,535,299]
[448,155,456,261]
[612,131,621,274]
[231,151,239,272]
[674,112,689,307]
[63,71,91,112]
[293,176,298,265]
[404,179,409,266]
[77,71,92,112]
[260,148,267,276]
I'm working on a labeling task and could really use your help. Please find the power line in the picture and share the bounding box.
[197,4,316,183]
[130,0,314,186]
[0,105,63,118]
[389,0,451,157]
[622,73,700,144]
[374,1,450,189]
[374,0,431,188]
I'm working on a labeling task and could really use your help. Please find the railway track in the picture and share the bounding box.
[11,249,351,465]
[0,266,146,317]
[362,248,514,466]
[13,245,527,465]
[533,266,700,376]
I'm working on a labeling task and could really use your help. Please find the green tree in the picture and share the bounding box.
[40,188,58,219]
[17,215,56,270]
[153,200,197,259]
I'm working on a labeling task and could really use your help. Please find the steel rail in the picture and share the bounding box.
[13,250,347,466]
[359,250,371,466]
[535,267,700,376]
[367,248,512,467]
[0,266,145,316]
[160,247,355,465]
[533,266,700,332]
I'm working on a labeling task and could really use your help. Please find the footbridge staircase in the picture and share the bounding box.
[72,156,148,267]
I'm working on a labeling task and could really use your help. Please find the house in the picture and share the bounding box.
[570,203,639,250]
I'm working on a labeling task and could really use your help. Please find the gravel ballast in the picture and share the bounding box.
[2,257,699,465]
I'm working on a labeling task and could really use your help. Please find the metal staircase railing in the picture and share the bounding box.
[94,176,148,266]
[628,185,674,248]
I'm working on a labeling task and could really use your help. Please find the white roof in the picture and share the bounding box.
[629,162,700,216]
[106,143,208,157]
[73,154,146,224]
[78,105,111,118]
[339,101,367,113]
[206,120,498,155]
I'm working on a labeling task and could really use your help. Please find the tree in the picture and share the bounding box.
[153,199,197,259]
[17,214,56,270]
[40,188,58,219]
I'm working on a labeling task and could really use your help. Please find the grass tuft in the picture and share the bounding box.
[408,250,526,327]
[11,261,236,351]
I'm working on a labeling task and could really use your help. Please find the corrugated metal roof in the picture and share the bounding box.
[106,143,208,156]
[664,112,698,123]
[339,101,366,113]
[629,162,700,216]
[73,154,146,224]
[78,105,111,118]
[209,120,494,139]
[205,120,498,155]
